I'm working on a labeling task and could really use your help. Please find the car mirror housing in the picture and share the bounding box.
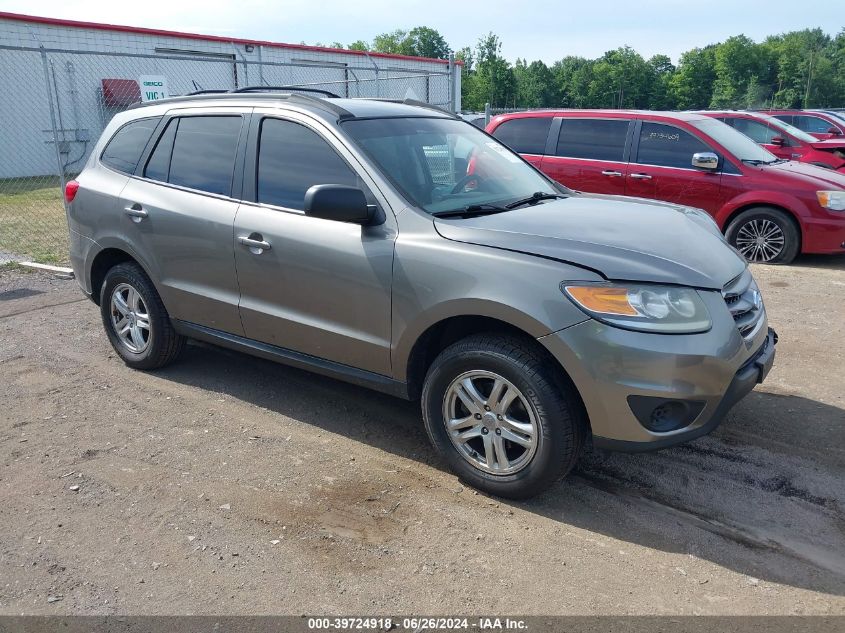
[771,136,786,147]
[304,184,377,225]
[691,152,719,170]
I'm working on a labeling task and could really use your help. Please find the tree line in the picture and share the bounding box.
[317,26,845,111]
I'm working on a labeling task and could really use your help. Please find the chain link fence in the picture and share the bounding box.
[0,42,456,265]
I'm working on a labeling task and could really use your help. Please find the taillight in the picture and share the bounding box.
[65,180,80,203]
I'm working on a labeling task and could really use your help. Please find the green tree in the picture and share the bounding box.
[586,47,652,108]
[468,32,516,108]
[669,45,717,109]
[405,26,451,59]
[347,40,370,51]
[551,56,594,107]
[647,54,676,109]
[372,29,409,55]
[514,59,554,107]
[710,35,774,108]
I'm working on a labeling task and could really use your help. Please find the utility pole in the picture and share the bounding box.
[804,48,814,109]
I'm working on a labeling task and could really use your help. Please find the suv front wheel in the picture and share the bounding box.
[421,334,586,499]
[725,207,800,264]
[100,262,185,370]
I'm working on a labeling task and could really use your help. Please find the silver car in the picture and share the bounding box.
[65,92,776,498]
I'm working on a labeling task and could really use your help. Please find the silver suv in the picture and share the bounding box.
[66,91,777,498]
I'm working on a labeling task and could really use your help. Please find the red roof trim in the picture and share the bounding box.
[0,11,462,66]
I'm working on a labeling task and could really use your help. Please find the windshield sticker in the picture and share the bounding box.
[485,142,521,162]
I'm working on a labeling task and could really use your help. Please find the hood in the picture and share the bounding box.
[762,160,845,186]
[809,138,845,151]
[433,194,747,290]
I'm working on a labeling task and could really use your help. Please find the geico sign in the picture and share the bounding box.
[143,81,164,87]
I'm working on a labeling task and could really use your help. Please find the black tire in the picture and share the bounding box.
[725,207,800,264]
[99,262,184,370]
[421,334,586,499]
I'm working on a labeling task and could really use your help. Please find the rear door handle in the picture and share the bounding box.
[238,234,272,253]
[601,170,623,177]
[124,204,148,221]
[629,173,653,180]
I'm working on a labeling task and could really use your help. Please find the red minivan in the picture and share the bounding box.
[487,110,845,263]
[701,111,845,172]
[762,109,845,140]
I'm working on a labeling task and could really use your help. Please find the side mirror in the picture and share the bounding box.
[304,184,376,225]
[828,127,842,136]
[691,152,719,170]
[771,136,786,147]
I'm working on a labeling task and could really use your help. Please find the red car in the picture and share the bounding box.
[487,109,845,263]
[761,109,845,140]
[701,111,845,172]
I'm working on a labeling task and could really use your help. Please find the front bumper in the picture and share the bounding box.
[538,299,776,451]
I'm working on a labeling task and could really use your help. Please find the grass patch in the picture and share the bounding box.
[0,176,69,264]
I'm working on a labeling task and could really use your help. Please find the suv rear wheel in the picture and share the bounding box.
[421,334,586,499]
[100,262,184,369]
[725,207,800,264]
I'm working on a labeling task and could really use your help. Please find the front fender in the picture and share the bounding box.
[390,230,598,381]
[715,190,810,231]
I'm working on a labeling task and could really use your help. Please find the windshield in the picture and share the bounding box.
[690,117,778,163]
[762,115,818,143]
[343,117,564,214]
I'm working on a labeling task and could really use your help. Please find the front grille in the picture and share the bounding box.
[722,269,764,339]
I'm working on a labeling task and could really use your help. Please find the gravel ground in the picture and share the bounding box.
[0,256,843,615]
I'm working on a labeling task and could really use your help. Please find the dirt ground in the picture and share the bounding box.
[0,256,843,616]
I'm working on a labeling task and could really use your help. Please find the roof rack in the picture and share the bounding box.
[232,85,340,98]
[361,97,459,119]
[127,90,354,120]
[186,89,230,96]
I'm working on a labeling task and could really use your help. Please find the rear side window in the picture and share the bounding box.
[492,117,552,155]
[636,123,711,169]
[167,116,242,196]
[556,118,629,161]
[143,119,178,182]
[257,118,361,210]
[100,118,160,174]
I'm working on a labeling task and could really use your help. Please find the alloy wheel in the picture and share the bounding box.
[110,283,151,354]
[442,370,539,475]
[735,218,785,263]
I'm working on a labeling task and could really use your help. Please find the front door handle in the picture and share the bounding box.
[629,173,653,180]
[238,234,272,253]
[124,203,148,222]
[601,170,623,177]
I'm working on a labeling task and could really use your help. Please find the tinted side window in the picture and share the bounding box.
[257,118,360,210]
[556,119,629,161]
[730,118,777,144]
[143,118,177,182]
[168,116,242,196]
[794,115,837,134]
[492,118,552,155]
[100,118,160,174]
[772,114,794,126]
[636,123,710,169]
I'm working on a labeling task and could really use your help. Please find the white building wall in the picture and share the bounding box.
[0,15,460,179]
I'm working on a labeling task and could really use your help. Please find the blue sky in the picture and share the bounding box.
[2,0,842,63]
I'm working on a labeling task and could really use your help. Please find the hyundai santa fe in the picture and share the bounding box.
[488,110,845,263]
[66,92,776,498]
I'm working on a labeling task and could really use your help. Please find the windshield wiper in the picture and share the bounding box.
[431,203,510,219]
[742,158,787,166]
[505,191,566,209]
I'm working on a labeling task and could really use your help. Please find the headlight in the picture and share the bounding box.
[817,191,845,211]
[562,283,712,333]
